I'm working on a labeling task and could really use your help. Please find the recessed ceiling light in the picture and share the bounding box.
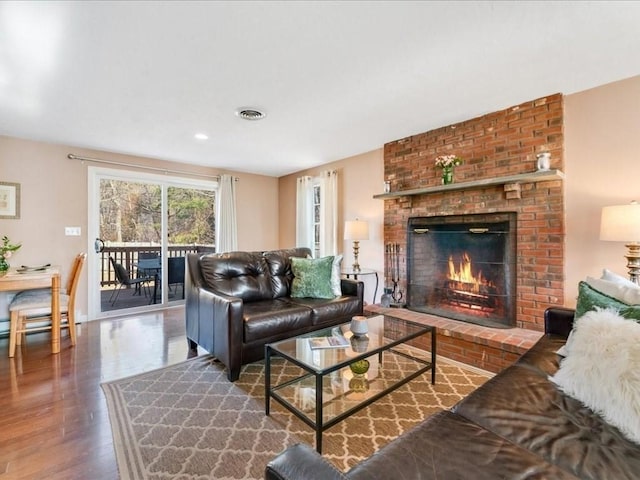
[194,133,209,140]
[235,108,267,121]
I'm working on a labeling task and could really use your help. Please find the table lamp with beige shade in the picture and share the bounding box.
[344,219,369,272]
[600,200,640,285]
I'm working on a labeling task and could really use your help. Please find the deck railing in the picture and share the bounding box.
[100,245,215,287]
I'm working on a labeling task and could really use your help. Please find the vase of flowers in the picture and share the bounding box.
[435,154,463,185]
[0,236,21,273]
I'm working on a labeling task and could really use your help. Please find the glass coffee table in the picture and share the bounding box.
[265,314,435,453]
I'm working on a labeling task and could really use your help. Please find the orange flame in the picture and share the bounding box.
[448,252,490,293]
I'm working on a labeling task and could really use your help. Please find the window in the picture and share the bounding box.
[313,183,321,258]
[297,170,338,257]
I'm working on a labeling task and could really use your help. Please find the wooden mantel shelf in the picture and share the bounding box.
[373,169,565,200]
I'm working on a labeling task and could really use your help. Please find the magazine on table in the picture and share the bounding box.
[308,334,349,350]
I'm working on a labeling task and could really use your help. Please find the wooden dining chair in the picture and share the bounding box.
[8,253,87,358]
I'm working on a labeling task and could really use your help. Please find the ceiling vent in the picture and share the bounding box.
[235,108,267,121]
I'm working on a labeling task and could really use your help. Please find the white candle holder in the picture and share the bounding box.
[350,316,369,337]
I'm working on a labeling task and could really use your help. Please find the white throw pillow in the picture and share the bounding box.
[331,254,343,296]
[549,308,640,445]
[602,268,639,289]
[586,276,640,305]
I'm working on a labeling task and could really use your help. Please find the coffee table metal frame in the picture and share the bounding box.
[265,315,435,453]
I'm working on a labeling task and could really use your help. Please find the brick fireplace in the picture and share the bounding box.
[375,93,565,372]
[407,212,517,329]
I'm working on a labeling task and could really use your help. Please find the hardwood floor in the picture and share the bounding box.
[0,307,200,479]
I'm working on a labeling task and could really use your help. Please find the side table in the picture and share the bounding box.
[341,267,378,303]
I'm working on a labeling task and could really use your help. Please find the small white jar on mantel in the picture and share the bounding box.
[536,152,551,171]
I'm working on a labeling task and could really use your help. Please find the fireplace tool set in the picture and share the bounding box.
[385,243,405,308]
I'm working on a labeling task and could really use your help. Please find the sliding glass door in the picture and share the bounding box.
[166,185,216,303]
[88,167,216,318]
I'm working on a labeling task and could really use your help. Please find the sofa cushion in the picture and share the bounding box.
[602,268,639,288]
[575,280,640,320]
[347,410,579,480]
[243,299,313,343]
[287,296,362,326]
[290,256,335,299]
[303,252,344,296]
[263,248,312,298]
[454,360,640,480]
[586,276,640,305]
[549,308,640,445]
[200,251,273,302]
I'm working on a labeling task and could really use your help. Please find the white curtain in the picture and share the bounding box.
[319,169,338,256]
[215,174,238,253]
[296,176,314,252]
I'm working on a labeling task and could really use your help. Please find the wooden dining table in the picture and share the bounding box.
[0,266,62,354]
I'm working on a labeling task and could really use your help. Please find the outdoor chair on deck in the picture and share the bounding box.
[167,256,185,299]
[8,253,86,357]
[137,252,161,279]
[109,257,153,306]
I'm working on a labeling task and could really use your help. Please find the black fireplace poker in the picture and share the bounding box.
[386,242,405,308]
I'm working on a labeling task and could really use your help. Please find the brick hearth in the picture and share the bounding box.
[378,93,564,371]
[367,304,543,373]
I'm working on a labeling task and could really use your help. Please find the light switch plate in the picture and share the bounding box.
[65,227,81,236]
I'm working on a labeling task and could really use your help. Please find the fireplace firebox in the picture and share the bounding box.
[406,213,516,328]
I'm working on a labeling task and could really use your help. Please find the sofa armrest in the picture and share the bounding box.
[544,307,575,338]
[265,443,347,480]
[207,288,244,380]
[185,253,245,380]
[341,278,364,315]
[186,253,205,346]
[341,278,364,299]
[188,285,242,341]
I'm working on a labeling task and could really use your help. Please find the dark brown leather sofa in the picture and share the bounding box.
[185,248,364,381]
[265,307,640,479]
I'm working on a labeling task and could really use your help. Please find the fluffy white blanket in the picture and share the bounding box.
[550,308,640,445]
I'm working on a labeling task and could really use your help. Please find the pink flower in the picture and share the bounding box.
[435,155,463,169]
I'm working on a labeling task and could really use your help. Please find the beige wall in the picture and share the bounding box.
[278,149,385,304]
[0,135,279,324]
[564,75,640,306]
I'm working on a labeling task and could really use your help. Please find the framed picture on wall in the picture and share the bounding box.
[0,182,20,219]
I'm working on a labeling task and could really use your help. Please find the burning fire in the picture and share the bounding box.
[448,252,492,293]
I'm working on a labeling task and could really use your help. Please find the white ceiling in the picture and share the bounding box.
[1,1,639,177]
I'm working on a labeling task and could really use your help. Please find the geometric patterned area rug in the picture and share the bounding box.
[102,353,491,480]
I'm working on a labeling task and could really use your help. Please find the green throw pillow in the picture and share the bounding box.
[575,281,640,320]
[291,256,335,299]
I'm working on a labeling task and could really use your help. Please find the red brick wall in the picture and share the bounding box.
[383,94,564,331]
[426,332,522,372]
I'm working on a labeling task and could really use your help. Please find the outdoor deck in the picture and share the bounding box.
[100,283,184,312]
[97,243,209,313]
